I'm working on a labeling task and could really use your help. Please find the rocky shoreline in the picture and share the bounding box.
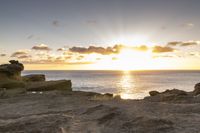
[0,60,72,97]
[1,61,200,133]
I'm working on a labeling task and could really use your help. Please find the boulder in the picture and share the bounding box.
[145,89,188,102]
[149,91,160,96]
[162,89,187,96]
[26,80,72,91]
[22,74,45,82]
[193,83,200,96]
[0,60,24,80]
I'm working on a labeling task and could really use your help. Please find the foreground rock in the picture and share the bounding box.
[26,80,72,91]
[22,74,45,82]
[0,80,25,89]
[0,60,24,80]
[147,83,200,103]
[1,60,200,132]
[193,82,200,96]
[1,91,200,133]
[0,61,72,96]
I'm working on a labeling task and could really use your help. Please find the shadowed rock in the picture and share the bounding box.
[162,89,187,96]
[145,89,189,102]
[0,60,24,80]
[26,80,72,91]
[0,80,25,89]
[22,74,45,82]
[149,91,160,96]
[122,117,174,133]
[97,112,118,124]
[193,83,200,96]
[0,61,72,96]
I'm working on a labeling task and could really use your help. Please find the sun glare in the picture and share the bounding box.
[116,48,152,70]
[112,34,149,45]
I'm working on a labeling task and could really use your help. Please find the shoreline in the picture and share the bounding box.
[1,61,200,132]
[1,88,200,133]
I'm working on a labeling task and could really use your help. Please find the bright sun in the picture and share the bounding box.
[116,48,152,70]
[92,47,154,70]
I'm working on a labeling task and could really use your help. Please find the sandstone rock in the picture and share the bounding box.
[0,60,24,80]
[193,83,200,96]
[22,74,45,82]
[149,91,160,96]
[145,89,189,102]
[26,80,72,91]
[104,93,113,97]
[0,80,25,89]
[162,89,187,96]
[0,88,26,97]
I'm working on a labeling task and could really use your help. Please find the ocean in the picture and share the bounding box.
[22,70,200,99]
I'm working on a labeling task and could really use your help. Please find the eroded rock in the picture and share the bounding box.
[145,89,189,102]
[26,80,72,91]
[149,91,160,96]
[0,60,24,80]
[22,74,45,82]
[193,83,200,96]
[0,80,25,89]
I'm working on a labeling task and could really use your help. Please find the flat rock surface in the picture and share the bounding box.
[26,80,72,91]
[1,91,200,133]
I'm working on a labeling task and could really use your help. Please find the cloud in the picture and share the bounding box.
[86,20,98,25]
[27,35,41,40]
[17,55,32,59]
[11,50,29,57]
[27,35,34,39]
[11,50,32,60]
[52,20,60,27]
[161,26,167,30]
[181,41,199,46]
[182,23,195,28]
[0,54,6,57]
[76,55,84,60]
[153,55,175,58]
[112,57,118,60]
[22,58,93,65]
[133,45,148,51]
[152,46,174,53]
[57,48,66,51]
[167,41,182,46]
[32,44,52,51]
[69,45,119,55]
[68,44,149,55]
[167,41,200,47]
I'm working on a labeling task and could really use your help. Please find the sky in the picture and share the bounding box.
[1,0,200,70]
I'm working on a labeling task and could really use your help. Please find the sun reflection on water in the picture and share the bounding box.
[117,71,144,99]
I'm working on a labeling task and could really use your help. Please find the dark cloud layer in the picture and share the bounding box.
[181,42,198,46]
[11,51,28,57]
[57,48,66,51]
[69,44,148,55]
[9,40,200,66]
[152,46,174,53]
[11,50,32,60]
[0,54,6,57]
[32,44,51,51]
[167,41,199,47]
[17,55,32,59]
[22,59,93,65]
[69,45,119,55]
[167,41,182,46]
